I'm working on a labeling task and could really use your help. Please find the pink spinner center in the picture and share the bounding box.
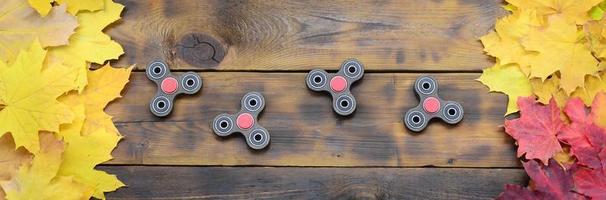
[423,97,440,113]
[236,113,255,129]
[330,76,347,92]
[161,77,178,94]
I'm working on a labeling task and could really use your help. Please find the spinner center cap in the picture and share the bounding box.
[236,113,255,129]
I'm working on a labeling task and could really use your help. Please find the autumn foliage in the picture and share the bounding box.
[0,0,131,199]
[478,0,606,199]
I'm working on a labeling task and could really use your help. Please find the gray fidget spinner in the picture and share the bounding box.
[306,59,365,116]
[404,75,464,132]
[212,92,270,150]
[146,60,203,117]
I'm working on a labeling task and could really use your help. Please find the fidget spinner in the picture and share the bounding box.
[306,59,365,116]
[212,92,270,150]
[146,60,203,117]
[404,75,464,132]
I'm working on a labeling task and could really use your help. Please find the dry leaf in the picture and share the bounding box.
[0,133,91,199]
[0,41,78,152]
[506,0,602,24]
[477,63,533,115]
[57,108,124,199]
[0,134,32,199]
[530,76,569,107]
[60,64,132,137]
[29,0,104,16]
[48,0,125,91]
[504,97,564,164]
[57,64,132,199]
[0,1,77,63]
[523,16,599,94]
[571,71,606,106]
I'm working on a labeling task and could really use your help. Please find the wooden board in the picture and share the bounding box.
[106,72,518,167]
[100,0,525,198]
[101,166,527,200]
[109,0,506,71]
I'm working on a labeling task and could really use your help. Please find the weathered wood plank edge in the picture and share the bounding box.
[110,0,507,72]
[101,166,526,200]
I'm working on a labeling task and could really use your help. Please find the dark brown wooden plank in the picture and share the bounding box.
[107,72,517,167]
[109,0,506,71]
[101,166,526,200]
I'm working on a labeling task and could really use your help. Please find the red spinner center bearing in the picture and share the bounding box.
[330,76,347,92]
[423,97,440,113]
[161,77,179,94]
[236,113,255,129]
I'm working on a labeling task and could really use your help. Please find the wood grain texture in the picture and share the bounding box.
[101,166,526,200]
[109,0,506,71]
[106,72,518,167]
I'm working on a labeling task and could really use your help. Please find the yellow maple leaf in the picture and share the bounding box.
[478,63,533,115]
[60,64,132,137]
[0,134,32,199]
[0,41,79,152]
[571,71,606,106]
[57,64,132,199]
[506,0,602,24]
[0,1,77,63]
[29,0,104,16]
[530,76,569,107]
[584,18,606,59]
[481,9,541,68]
[27,0,52,16]
[48,0,125,91]
[57,106,124,199]
[0,132,91,199]
[523,15,599,94]
[49,0,124,64]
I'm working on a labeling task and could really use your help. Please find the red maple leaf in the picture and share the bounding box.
[497,159,586,200]
[573,164,606,199]
[558,97,606,170]
[505,97,564,165]
[496,184,544,200]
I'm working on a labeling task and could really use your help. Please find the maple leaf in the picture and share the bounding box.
[60,64,132,137]
[480,10,540,67]
[571,72,606,107]
[574,166,606,200]
[48,0,125,91]
[497,159,585,200]
[0,41,79,152]
[506,0,602,24]
[29,0,104,16]
[591,92,606,127]
[0,1,77,63]
[477,63,533,115]
[504,97,564,164]
[530,76,569,107]
[57,64,132,199]
[523,15,599,94]
[49,0,124,64]
[0,134,32,199]
[558,96,606,170]
[584,18,606,59]
[0,132,92,199]
[496,184,544,200]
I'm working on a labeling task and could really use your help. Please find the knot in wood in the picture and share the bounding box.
[176,33,226,68]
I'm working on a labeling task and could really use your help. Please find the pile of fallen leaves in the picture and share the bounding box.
[0,0,132,199]
[478,0,606,198]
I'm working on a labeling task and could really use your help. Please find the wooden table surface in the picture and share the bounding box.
[104,0,528,199]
